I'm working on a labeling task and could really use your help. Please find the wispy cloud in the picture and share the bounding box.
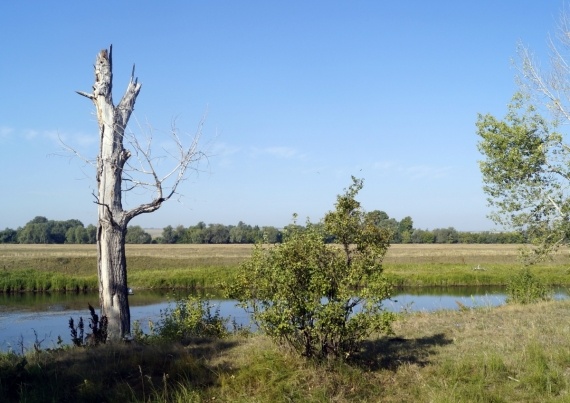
[0,126,14,139]
[251,146,304,159]
[11,128,98,150]
[405,164,452,179]
[373,160,452,180]
[209,142,242,168]
[212,142,242,158]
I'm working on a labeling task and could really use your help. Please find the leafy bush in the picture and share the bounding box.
[156,295,229,339]
[229,177,395,359]
[506,268,551,304]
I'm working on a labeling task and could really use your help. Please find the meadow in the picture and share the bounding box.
[1,243,568,292]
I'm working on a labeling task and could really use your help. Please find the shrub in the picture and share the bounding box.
[506,268,551,304]
[229,177,395,359]
[156,295,229,340]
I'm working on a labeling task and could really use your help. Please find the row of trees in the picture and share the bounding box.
[1,215,526,245]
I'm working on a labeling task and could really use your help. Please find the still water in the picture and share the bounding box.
[0,287,566,352]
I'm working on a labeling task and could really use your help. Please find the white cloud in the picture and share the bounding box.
[24,129,39,140]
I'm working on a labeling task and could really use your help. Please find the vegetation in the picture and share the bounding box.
[69,304,108,347]
[2,243,570,292]
[230,178,394,359]
[2,298,570,402]
[506,268,552,305]
[152,294,229,340]
[1,215,527,246]
[477,12,570,262]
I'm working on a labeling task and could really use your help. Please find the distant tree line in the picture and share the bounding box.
[0,212,526,245]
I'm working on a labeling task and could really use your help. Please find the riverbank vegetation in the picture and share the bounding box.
[1,298,569,402]
[1,243,569,292]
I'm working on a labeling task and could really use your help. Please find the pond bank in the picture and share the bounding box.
[2,244,569,292]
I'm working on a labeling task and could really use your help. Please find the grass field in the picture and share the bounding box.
[0,243,568,292]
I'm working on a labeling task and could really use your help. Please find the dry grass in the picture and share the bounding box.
[0,244,254,260]
[2,242,560,264]
[385,243,568,264]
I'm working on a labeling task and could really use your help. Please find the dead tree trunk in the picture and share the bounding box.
[77,46,169,341]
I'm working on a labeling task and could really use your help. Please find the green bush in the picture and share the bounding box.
[506,268,551,304]
[155,295,229,340]
[229,177,395,359]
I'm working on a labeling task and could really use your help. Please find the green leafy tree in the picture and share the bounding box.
[160,225,178,244]
[410,229,435,244]
[261,226,282,243]
[186,222,207,243]
[0,228,18,243]
[477,10,570,258]
[205,223,230,244]
[432,227,459,244]
[125,226,152,244]
[229,177,394,359]
[17,219,51,243]
[398,216,414,243]
[229,221,251,243]
[477,93,565,259]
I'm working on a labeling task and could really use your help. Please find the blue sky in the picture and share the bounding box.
[0,1,563,231]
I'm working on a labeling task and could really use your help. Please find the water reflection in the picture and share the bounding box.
[0,286,567,353]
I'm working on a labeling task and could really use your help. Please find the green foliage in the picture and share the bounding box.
[229,177,395,359]
[477,92,570,258]
[125,225,152,244]
[0,228,18,243]
[506,268,551,304]
[0,217,529,245]
[156,294,229,340]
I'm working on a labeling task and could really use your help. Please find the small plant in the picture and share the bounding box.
[68,304,108,346]
[69,317,85,347]
[156,294,229,340]
[506,268,551,304]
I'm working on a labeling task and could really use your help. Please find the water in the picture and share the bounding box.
[0,287,566,353]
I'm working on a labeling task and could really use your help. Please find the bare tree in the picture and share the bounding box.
[77,45,205,341]
[516,11,570,124]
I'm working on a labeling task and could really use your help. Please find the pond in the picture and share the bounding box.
[0,286,567,353]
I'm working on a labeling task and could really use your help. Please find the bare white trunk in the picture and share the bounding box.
[78,46,141,341]
[78,45,203,341]
[97,224,129,340]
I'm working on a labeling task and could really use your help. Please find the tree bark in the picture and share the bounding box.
[78,46,141,340]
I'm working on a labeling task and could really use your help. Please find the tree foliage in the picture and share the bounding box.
[229,177,394,359]
[125,226,152,244]
[477,94,568,258]
[477,10,570,260]
[0,218,525,245]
